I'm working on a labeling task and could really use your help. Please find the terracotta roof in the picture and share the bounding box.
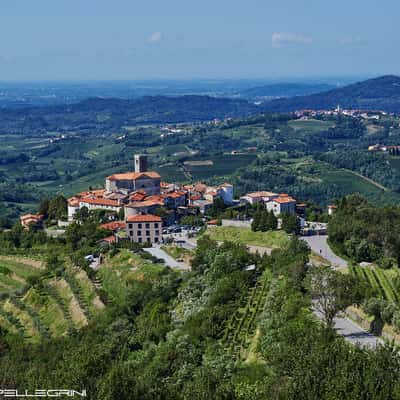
[273,196,296,204]
[80,197,120,207]
[100,221,126,231]
[68,197,80,207]
[20,214,44,222]
[129,192,147,201]
[78,189,105,197]
[125,199,164,208]
[99,235,116,243]
[160,181,172,188]
[246,191,278,198]
[106,171,160,181]
[164,191,186,199]
[126,214,162,223]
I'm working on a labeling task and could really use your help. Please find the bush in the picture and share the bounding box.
[378,257,396,270]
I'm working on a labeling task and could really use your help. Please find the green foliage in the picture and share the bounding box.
[329,194,400,264]
[281,213,299,234]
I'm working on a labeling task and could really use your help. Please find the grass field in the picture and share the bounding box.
[98,250,164,306]
[205,226,289,249]
[288,119,335,133]
[186,154,257,180]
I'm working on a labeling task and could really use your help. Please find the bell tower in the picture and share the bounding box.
[134,154,148,173]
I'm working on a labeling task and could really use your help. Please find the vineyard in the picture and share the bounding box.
[349,265,400,303]
[0,256,44,295]
[222,269,272,362]
[0,258,104,343]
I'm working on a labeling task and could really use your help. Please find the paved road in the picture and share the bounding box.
[301,235,347,268]
[144,246,191,271]
[313,308,383,348]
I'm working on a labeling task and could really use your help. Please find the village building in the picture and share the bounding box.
[105,171,161,195]
[240,191,278,205]
[126,214,162,244]
[266,194,297,216]
[20,213,44,229]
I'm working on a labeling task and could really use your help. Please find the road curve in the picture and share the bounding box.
[301,235,347,268]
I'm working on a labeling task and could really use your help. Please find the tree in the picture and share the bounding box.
[281,213,299,234]
[306,265,357,329]
[48,195,67,220]
[251,211,261,232]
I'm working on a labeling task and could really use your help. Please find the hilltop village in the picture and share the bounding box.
[21,154,302,244]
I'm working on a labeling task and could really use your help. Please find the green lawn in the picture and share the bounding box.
[205,226,289,248]
[98,250,164,306]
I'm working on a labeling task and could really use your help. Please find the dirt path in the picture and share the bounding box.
[344,169,388,191]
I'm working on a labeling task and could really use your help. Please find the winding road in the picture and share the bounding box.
[301,235,347,268]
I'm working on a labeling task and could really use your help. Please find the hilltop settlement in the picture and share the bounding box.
[20,154,305,244]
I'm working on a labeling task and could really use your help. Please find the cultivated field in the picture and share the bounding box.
[206,226,289,249]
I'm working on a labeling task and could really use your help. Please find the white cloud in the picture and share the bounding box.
[271,32,312,48]
[339,35,365,46]
[148,31,162,44]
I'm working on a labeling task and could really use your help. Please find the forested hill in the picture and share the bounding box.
[0,95,260,134]
[262,75,400,113]
[240,82,335,99]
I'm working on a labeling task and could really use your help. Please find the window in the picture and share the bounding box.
[154,223,159,228]
[145,223,150,229]
[154,237,159,243]
[137,230,142,236]
[129,231,133,236]
[138,223,142,229]
[138,238,142,243]
[128,223,133,229]
[146,230,150,236]
[155,230,159,236]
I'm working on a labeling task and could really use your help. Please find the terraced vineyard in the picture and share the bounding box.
[349,265,400,303]
[0,257,104,343]
[222,269,272,362]
[0,256,44,294]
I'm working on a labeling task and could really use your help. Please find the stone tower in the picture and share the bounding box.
[134,154,148,173]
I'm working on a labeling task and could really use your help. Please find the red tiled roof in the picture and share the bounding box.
[126,214,162,223]
[106,171,160,181]
[273,196,296,204]
[126,198,164,208]
[164,191,186,199]
[80,197,120,207]
[100,221,126,231]
[246,191,277,198]
[20,214,44,222]
[77,189,105,197]
[129,192,147,201]
[99,235,116,243]
[68,197,80,207]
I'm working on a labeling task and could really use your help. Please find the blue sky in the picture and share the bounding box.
[0,0,398,80]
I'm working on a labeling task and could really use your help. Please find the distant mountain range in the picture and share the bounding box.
[3,76,400,135]
[262,75,400,113]
[240,83,336,99]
